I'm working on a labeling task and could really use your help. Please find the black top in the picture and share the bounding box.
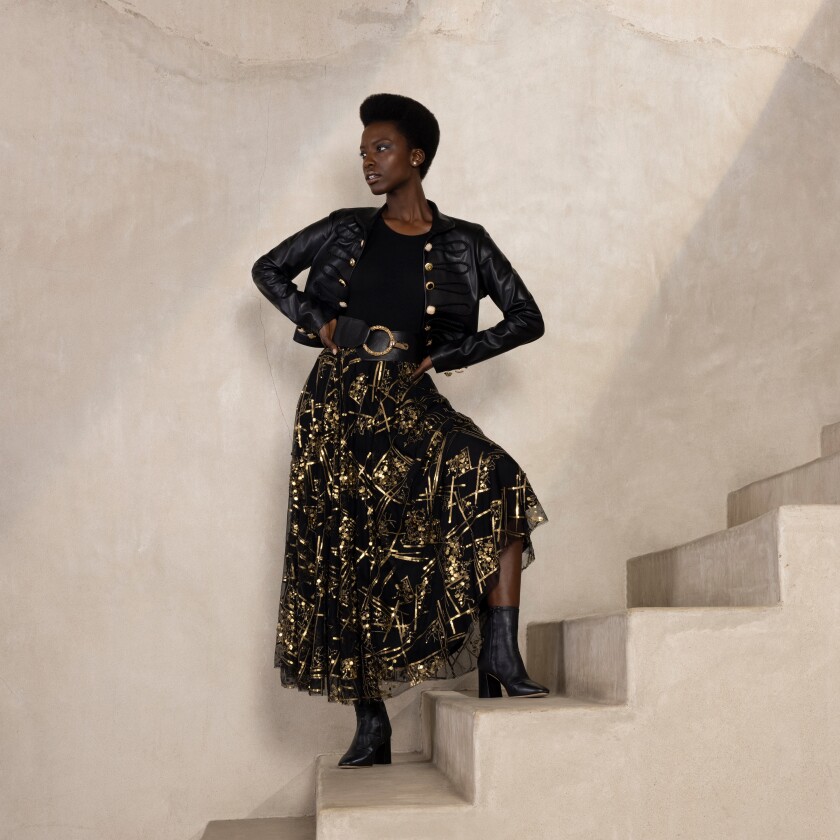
[344,215,426,333]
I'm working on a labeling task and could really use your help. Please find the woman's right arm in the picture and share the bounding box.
[251,214,338,335]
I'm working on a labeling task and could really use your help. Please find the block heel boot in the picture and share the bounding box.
[477,605,549,699]
[337,698,392,768]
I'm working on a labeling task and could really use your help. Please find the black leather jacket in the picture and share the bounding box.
[251,200,544,374]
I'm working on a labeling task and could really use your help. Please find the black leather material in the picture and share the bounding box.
[251,201,544,373]
[332,314,375,348]
[477,606,550,699]
[337,699,392,768]
[333,316,425,362]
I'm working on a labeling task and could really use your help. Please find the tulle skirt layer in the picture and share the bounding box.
[274,348,547,704]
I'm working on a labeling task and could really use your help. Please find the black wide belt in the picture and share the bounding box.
[333,316,425,362]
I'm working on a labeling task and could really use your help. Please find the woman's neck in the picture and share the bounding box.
[383,183,433,235]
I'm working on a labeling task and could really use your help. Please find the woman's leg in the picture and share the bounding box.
[478,532,548,697]
[486,536,523,607]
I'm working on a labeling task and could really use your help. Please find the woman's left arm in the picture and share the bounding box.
[428,228,545,373]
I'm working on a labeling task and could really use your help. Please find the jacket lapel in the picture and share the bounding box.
[351,205,384,238]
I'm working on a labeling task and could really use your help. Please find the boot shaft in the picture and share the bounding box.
[478,606,526,677]
[352,698,391,739]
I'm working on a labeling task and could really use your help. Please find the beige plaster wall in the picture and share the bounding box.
[1,1,839,838]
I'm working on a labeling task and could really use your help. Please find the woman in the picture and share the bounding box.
[252,93,549,770]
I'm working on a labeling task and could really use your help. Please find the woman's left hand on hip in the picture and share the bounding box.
[410,356,434,383]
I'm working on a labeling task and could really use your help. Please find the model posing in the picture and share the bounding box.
[252,94,549,769]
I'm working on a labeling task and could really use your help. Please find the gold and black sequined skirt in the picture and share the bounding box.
[275,348,548,704]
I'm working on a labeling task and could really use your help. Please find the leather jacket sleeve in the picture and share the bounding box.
[429,227,545,373]
[251,214,339,334]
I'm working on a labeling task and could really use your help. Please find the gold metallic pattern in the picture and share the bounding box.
[361,324,409,356]
[446,446,472,477]
[274,348,548,704]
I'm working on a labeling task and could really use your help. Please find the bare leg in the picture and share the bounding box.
[486,536,523,607]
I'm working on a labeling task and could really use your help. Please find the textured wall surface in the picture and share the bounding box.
[2,1,839,838]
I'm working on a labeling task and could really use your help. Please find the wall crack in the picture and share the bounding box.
[93,0,340,69]
[587,2,840,89]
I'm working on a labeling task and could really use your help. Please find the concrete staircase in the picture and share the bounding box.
[202,420,840,840]
[728,420,840,527]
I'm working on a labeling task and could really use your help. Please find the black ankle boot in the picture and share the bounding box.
[337,698,392,768]
[477,606,549,698]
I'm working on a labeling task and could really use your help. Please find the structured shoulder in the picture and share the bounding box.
[328,206,380,226]
[429,207,487,242]
[441,214,486,236]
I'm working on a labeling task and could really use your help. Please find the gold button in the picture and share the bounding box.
[426,339,432,346]
[296,326,306,333]
[339,301,348,308]
[425,280,434,290]
[338,278,347,286]
[424,262,433,271]
[349,258,356,267]
[426,305,436,315]
[424,242,432,252]
[424,324,431,331]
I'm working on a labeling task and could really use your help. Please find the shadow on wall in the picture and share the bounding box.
[555,0,840,587]
[8,0,840,835]
[240,1,840,815]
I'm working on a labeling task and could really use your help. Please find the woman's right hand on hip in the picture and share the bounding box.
[319,318,338,354]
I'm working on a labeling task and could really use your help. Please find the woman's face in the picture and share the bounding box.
[359,121,424,195]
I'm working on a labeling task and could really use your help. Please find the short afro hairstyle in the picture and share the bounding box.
[359,93,440,179]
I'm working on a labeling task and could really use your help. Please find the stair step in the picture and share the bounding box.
[727,451,840,526]
[528,612,627,703]
[315,751,470,839]
[421,505,840,840]
[422,688,628,808]
[306,504,840,838]
[822,421,840,457]
[626,507,780,607]
[529,508,840,706]
[199,816,314,840]
[527,600,791,707]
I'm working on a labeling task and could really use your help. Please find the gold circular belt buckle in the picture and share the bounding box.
[362,324,396,356]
